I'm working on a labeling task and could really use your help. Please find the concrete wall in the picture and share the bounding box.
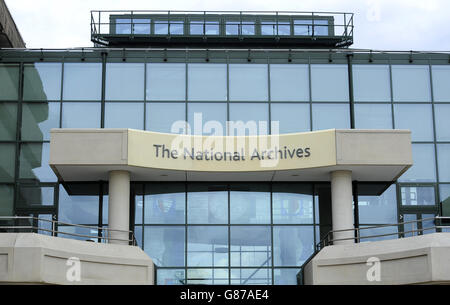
[0,0,25,48]
[0,233,154,285]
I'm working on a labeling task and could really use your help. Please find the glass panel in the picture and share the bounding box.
[401,186,435,206]
[355,104,392,129]
[58,226,98,242]
[225,22,239,35]
[19,143,56,182]
[17,186,54,207]
[0,185,14,216]
[144,184,185,224]
[270,64,309,102]
[106,63,145,101]
[186,269,228,285]
[133,18,151,34]
[311,64,349,102]
[61,102,101,128]
[104,102,144,129]
[241,22,255,35]
[154,21,168,35]
[399,144,436,182]
[230,268,271,285]
[352,65,391,102]
[437,144,450,182]
[188,103,227,136]
[229,64,268,101]
[134,226,143,247]
[21,102,60,141]
[0,144,15,182]
[135,194,143,225]
[230,226,271,267]
[146,63,186,101]
[273,226,314,266]
[278,22,290,35]
[391,65,431,102]
[230,184,270,224]
[403,214,417,237]
[23,63,62,101]
[146,103,185,133]
[274,268,300,285]
[394,104,433,141]
[358,185,397,224]
[272,184,314,224]
[439,185,450,217]
[294,20,314,35]
[37,214,53,236]
[312,104,350,130]
[144,226,185,267]
[434,104,450,141]
[0,64,19,100]
[261,22,276,35]
[187,184,228,224]
[188,64,227,101]
[63,63,102,101]
[115,19,131,34]
[187,226,228,267]
[58,184,99,224]
[102,195,108,225]
[432,66,450,101]
[359,225,398,242]
[169,21,183,35]
[421,213,436,235]
[157,269,185,285]
[228,103,269,136]
[0,103,17,140]
[271,103,310,134]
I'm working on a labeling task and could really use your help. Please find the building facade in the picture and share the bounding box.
[0,10,450,285]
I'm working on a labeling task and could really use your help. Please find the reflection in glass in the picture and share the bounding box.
[273,226,314,266]
[106,63,145,101]
[144,184,185,224]
[21,102,60,141]
[230,185,270,224]
[17,186,54,207]
[157,269,185,285]
[294,20,329,36]
[312,104,350,130]
[187,226,228,267]
[0,64,19,100]
[401,186,435,206]
[229,64,268,101]
[104,102,144,129]
[272,184,314,224]
[311,65,349,101]
[23,63,62,101]
[0,103,17,140]
[19,143,56,182]
[228,103,269,136]
[358,185,397,224]
[394,104,433,141]
[355,104,392,129]
[187,269,228,285]
[188,103,227,135]
[434,104,450,141]
[270,64,309,101]
[147,63,185,101]
[230,226,271,267]
[115,19,131,34]
[0,144,15,182]
[146,103,185,133]
[62,102,101,128]
[391,65,431,102]
[399,144,436,182]
[0,185,14,216]
[188,64,227,101]
[230,268,271,285]
[437,144,450,182]
[271,103,310,134]
[352,65,390,102]
[432,66,450,101]
[133,19,151,34]
[58,185,99,224]
[63,63,102,100]
[187,185,228,224]
[144,226,185,267]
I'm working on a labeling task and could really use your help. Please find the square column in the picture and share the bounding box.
[330,170,354,245]
[108,170,130,245]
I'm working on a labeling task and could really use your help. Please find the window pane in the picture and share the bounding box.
[278,22,290,35]
[273,226,314,266]
[169,22,183,35]
[355,104,392,129]
[432,66,450,101]
[58,184,99,224]
[23,63,62,101]
[104,102,144,129]
[274,268,300,285]
[188,64,227,101]
[229,103,268,136]
[144,226,185,267]
[440,185,450,217]
[312,104,350,130]
[0,144,15,182]
[0,64,19,100]
[134,226,143,247]
[187,269,228,285]
[230,268,272,285]
[271,103,310,134]
[270,64,309,101]
[157,269,185,285]
[434,104,450,141]
[61,102,101,128]
[22,102,60,141]
[147,63,185,101]
[437,144,450,182]
[352,65,390,102]
[358,185,397,224]
[261,22,275,35]
[187,184,228,224]
[272,184,314,224]
[17,186,54,207]
[229,64,268,101]
[144,184,185,224]
[106,63,144,101]
[230,226,271,267]
[190,21,204,35]
[154,21,168,35]
[401,186,435,206]
[226,22,239,35]
[392,65,431,102]
[115,19,131,34]
[0,103,17,140]
[311,65,349,102]
[394,104,433,141]
[133,18,151,34]
[241,22,255,35]
[230,184,270,224]
[187,226,228,267]
[19,143,56,182]
[399,144,436,182]
[359,225,398,242]
[146,103,185,133]
[58,226,99,242]
[0,185,14,216]
[188,103,227,136]
[63,63,102,100]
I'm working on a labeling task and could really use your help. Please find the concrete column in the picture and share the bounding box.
[330,170,354,245]
[108,170,130,245]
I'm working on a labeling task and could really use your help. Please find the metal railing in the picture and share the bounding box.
[297,216,450,284]
[0,216,137,246]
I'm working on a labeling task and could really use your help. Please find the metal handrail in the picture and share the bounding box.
[0,216,137,246]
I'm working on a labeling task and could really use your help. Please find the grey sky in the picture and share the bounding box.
[5,0,450,50]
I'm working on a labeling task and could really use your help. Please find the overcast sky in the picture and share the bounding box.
[5,0,450,50]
